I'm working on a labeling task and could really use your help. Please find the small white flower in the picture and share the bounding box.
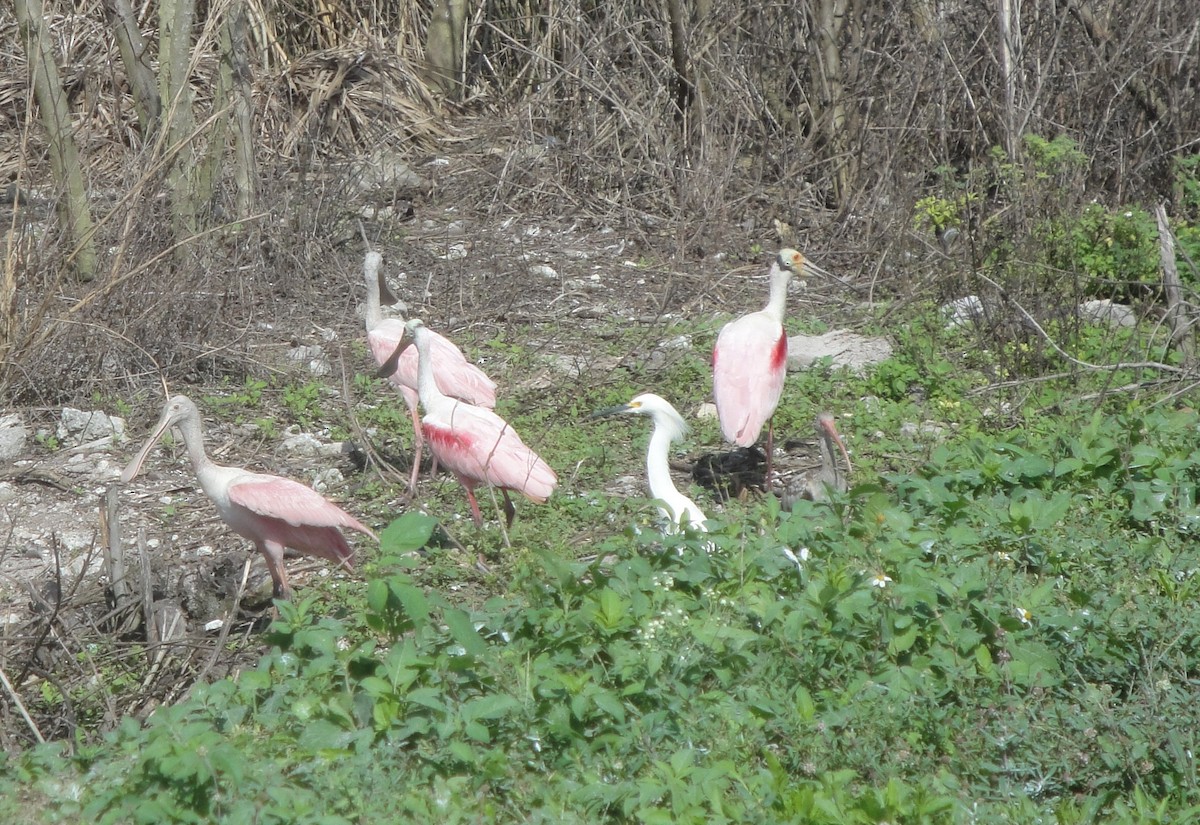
[781,546,809,572]
[996,551,1012,562]
[870,572,892,588]
[1014,606,1032,627]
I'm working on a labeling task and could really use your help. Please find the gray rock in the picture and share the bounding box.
[351,149,428,192]
[280,433,323,456]
[57,408,125,446]
[942,295,984,328]
[900,421,947,439]
[0,413,27,460]
[311,468,345,493]
[546,353,589,379]
[1079,299,1136,328]
[287,344,331,376]
[786,330,892,374]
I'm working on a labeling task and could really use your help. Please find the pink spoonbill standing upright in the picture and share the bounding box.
[121,395,377,600]
[402,318,557,527]
[362,251,497,494]
[712,248,806,488]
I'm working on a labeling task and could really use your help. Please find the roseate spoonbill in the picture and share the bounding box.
[402,319,556,527]
[712,248,806,486]
[120,395,376,600]
[592,393,708,531]
[362,251,497,494]
[780,412,852,510]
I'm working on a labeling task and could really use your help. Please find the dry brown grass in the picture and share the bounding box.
[1,0,1195,403]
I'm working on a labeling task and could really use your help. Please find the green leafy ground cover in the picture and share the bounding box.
[6,145,1200,823]
[8,334,1200,822]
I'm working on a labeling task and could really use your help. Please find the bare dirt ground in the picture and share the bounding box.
[0,147,856,744]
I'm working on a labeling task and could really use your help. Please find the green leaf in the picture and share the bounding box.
[975,644,996,679]
[591,588,630,632]
[379,512,438,555]
[392,581,431,624]
[794,686,816,721]
[463,721,491,743]
[593,690,626,722]
[366,579,388,615]
[443,607,487,656]
[298,719,354,752]
[461,694,520,722]
[448,741,476,763]
[358,676,393,698]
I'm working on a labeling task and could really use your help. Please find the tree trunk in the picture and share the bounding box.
[104,0,161,135]
[665,0,694,120]
[811,0,853,208]
[425,0,467,97]
[1157,203,1194,365]
[14,0,98,281]
[226,0,258,218]
[997,0,1021,162]
[159,0,200,237]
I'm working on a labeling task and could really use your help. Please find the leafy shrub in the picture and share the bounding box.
[11,401,1200,821]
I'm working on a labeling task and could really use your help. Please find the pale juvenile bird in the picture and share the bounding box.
[121,395,376,600]
[781,412,852,510]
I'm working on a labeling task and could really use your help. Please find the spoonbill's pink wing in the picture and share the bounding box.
[370,322,496,408]
[227,476,376,537]
[713,312,787,446]
[424,329,497,408]
[423,404,557,502]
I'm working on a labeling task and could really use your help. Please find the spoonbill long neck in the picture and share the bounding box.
[363,253,384,328]
[763,262,792,324]
[177,409,215,473]
[412,328,450,407]
[819,433,842,485]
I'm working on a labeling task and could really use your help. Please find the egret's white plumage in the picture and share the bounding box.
[593,393,708,532]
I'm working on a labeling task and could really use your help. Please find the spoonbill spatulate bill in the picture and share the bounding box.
[712,248,806,486]
[403,319,557,527]
[592,393,708,532]
[362,251,497,494]
[121,395,376,600]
